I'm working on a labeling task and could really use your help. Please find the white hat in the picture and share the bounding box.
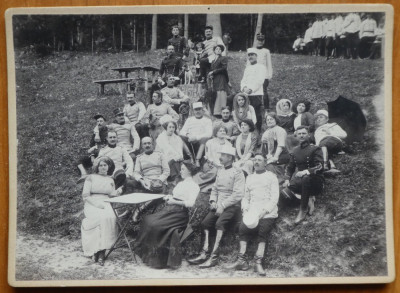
[243,212,259,229]
[217,144,236,157]
[315,109,329,118]
[159,114,174,125]
[247,48,258,55]
[126,93,135,98]
[193,102,203,109]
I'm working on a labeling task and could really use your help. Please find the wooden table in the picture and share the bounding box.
[103,193,165,263]
[93,78,134,94]
[111,66,159,91]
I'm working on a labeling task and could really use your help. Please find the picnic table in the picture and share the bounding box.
[93,78,134,94]
[103,192,165,263]
[111,66,159,91]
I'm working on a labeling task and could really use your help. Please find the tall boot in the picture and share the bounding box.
[226,253,249,271]
[254,256,266,276]
[199,253,219,268]
[294,206,308,224]
[187,249,209,265]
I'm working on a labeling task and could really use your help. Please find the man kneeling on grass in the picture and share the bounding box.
[227,153,279,276]
[188,145,245,268]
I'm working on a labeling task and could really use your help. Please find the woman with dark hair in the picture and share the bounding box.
[208,44,230,117]
[156,119,194,183]
[135,161,200,269]
[81,156,123,266]
[293,100,314,131]
[141,91,179,142]
[234,119,258,175]
[276,98,296,134]
[232,93,257,129]
[261,112,290,182]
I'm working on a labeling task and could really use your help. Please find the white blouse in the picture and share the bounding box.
[172,177,200,208]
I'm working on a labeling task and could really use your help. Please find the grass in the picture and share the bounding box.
[14,48,386,279]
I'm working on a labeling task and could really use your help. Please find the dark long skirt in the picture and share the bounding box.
[134,205,189,269]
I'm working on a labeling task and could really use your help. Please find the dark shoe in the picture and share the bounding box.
[98,250,106,266]
[294,207,308,224]
[93,251,99,263]
[199,253,219,268]
[226,253,249,271]
[254,256,266,276]
[187,250,209,265]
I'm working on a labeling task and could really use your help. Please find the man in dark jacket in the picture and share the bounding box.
[281,126,324,224]
[168,25,189,60]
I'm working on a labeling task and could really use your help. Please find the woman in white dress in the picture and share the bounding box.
[81,156,122,266]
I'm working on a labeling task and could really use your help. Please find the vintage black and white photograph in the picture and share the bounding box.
[6,4,394,286]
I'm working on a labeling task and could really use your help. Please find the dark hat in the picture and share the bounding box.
[93,113,106,120]
[256,33,265,41]
[205,25,214,30]
[213,44,225,53]
[113,108,124,116]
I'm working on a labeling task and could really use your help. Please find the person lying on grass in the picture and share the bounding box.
[227,154,279,276]
[281,125,324,224]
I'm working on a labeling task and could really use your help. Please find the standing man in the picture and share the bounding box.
[359,13,377,59]
[241,48,267,134]
[168,25,190,60]
[281,126,324,224]
[188,145,245,268]
[311,16,324,56]
[303,22,314,55]
[198,25,226,83]
[342,12,361,59]
[222,32,232,54]
[247,33,273,111]
[227,154,279,276]
[334,13,344,58]
[324,14,336,60]
[108,108,140,161]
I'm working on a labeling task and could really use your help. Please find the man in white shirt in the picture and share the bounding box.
[161,75,190,113]
[314,110,347,171]
[123,93,148,138]
[324,14,336,60]
[293,35,304,53]
[334,13,345,58]
[359,13,378,59]
[241,48,267,133]
[248,33,273,110]
[198,25,226,83]
[180,102,213,167]
[343,12,361,59]
[303,22,314,55]
[226,154,279,276]
[311,16,324,56]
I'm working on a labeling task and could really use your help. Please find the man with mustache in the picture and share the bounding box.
[227,154,279,276]
[161,74,190,113]
[188,144,245,268]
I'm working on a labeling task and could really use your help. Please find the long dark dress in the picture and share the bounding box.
[134,178,200,269]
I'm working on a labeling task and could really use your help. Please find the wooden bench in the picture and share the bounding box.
[93,78,134,94]
[111,66,159,91]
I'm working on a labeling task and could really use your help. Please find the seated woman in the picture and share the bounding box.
[261,112,290,183]
[276,98,296,134]
[193,124,232,193]
[232,93,257,130]
[140,91,179,143]
[293,100,314,131]
[134,161,200,269]
[81,156,123,266]
[234,119,258,175]
[156,119,194,183]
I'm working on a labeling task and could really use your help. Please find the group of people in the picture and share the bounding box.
[292,13,385,60]
[77,24,349,275]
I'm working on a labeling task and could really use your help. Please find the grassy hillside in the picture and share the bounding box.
[14,49,386,277]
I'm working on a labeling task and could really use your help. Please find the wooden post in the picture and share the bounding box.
[101,84,105,94]
[91,27,94,55]
[120,26,123,51]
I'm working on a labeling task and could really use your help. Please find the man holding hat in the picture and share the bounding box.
[247,33,273,110]
[241,48,267,133]
[314,109,347,172]
[188,144,245,268]
[108,107,141,160]
[198,25,226,83]
[281,125,324,224]
[180,102,213,167]
[227,153,279,276]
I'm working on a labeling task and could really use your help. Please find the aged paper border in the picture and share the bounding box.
[5,3,394,287]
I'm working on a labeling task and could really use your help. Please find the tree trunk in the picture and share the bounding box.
[91,26,94,54]
[178,15,183,31]
[184,14,189,39]
[143,19,147,48]
[112,23,116,50]
[151,14,157,50]
[206,14,222,38]
[253,14,263,47]
[53,34,56,53]
[120,26,123,51]
[134,19,136,46]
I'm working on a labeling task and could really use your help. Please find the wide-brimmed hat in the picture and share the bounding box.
[193,102,203,109]
[217,145,236,157]
[247,48,258,55]
[315,109,329,118]
[243,212,259,229]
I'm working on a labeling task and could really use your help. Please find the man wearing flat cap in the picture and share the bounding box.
[198,25,226,83]
[188,144,245,268]
[314,109,347,172]
[227,153,279,276]
[180,102,213,167]
[241,48,268,133]
[246,33,273,110]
